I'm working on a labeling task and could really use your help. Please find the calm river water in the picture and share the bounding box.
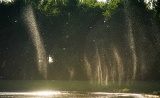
[0,91,159,98]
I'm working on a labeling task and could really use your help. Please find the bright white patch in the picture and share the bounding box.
[34,91,61,96]
[49,55,53,63]
[38,59,42,63]
[97,0,106,2]
[0,91,61,96]
[1,0,12,2]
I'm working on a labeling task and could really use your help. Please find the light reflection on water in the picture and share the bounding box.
[0,91,159,98]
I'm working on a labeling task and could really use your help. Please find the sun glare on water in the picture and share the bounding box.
[16,91,62,96]
[33,91,61,96]
[0,91,159,97]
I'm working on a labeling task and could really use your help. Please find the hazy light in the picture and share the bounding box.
[113,46,124,84]
[124,7,137,80]
[0,0,12,3]
[24,6,47,79]
[0,91,61,96]
[33,91,61,96]
[128,18,137,80]
[7,0,11,2]
[48,55,53,63]
[84,54,92,80]
[97,0,106,2]
[144,0,157,9]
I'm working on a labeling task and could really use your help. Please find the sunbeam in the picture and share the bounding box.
[24,5,47,79]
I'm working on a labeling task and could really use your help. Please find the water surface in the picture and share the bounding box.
[0,91,159,98]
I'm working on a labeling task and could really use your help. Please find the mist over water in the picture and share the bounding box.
[18,2,159,86]
[113,46,124,84]
[124,4,137,80]
[82,3,158,85]
[23,6,47,79]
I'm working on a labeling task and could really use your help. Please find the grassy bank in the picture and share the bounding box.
[0,80,159,95]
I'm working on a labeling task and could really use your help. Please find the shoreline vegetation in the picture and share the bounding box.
[0,80,159,95]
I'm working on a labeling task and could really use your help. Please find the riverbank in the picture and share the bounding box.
[0,80,159,95]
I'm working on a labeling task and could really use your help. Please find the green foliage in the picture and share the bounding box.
[0,0,121,20]
[153,91,160,95]
[34,0,121,20]
[103,0,121,18]
[106,0,120,10]
[37,0,63,16]
[103,10,111,18]
[119,88,130,93]
[52,8,60,15]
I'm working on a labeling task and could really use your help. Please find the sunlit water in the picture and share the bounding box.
[0,91,159,98]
